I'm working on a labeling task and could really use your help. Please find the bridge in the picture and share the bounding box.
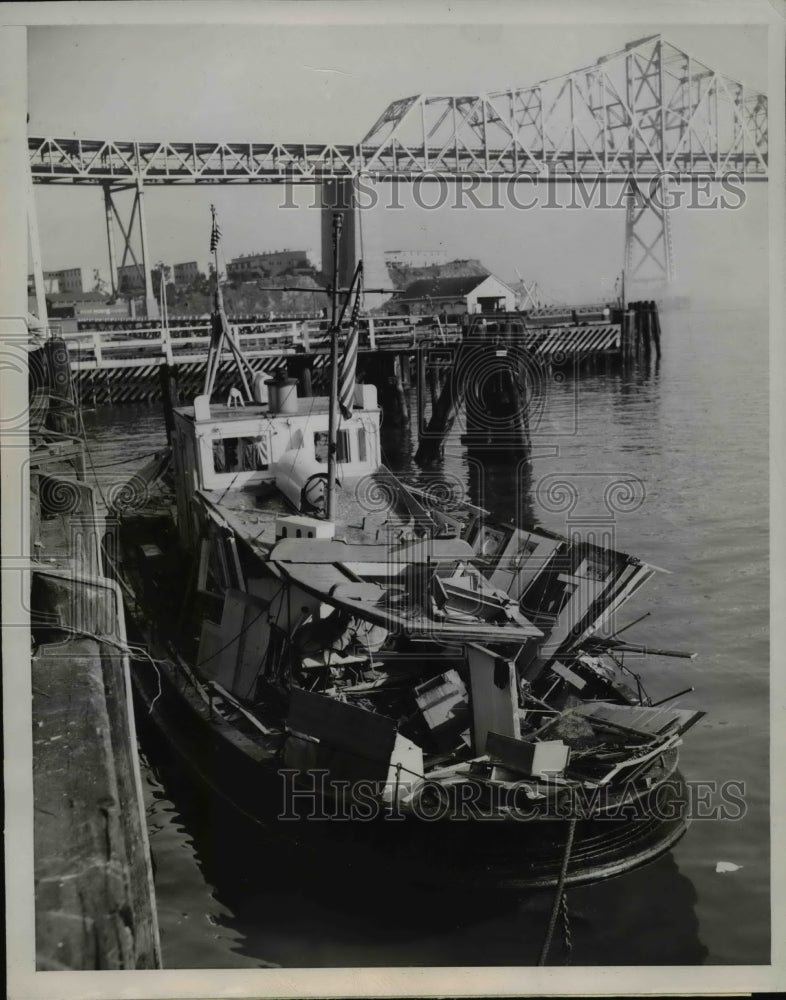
[28,34,767,310]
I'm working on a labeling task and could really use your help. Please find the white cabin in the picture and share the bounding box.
[171,382,382,548]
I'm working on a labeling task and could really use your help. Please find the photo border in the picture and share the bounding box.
[2,1,784,996]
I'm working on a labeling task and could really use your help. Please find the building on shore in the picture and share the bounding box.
[384,250,452,269]
[391,274,518,316]
[43,291,129,322]
[172,261,203,288]
[226,250,318,283]
[28,267,86,296]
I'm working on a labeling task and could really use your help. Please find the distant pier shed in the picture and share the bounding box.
[393,274,518,317]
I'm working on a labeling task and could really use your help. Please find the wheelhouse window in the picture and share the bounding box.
[314,430,350,463]
[212,436,269,473]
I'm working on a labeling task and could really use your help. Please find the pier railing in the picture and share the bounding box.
[54,309,630,374]
[59,315,461,371]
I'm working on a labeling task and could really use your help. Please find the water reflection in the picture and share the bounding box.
[465,453,537,529]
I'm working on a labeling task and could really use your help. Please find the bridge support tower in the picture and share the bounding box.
[623,175,675,292]
[102,178,159,320]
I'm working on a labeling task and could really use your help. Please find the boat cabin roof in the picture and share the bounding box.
[175,397,343,423]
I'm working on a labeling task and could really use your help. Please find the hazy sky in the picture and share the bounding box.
[27,20,769,304]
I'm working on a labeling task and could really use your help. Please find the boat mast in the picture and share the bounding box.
[204,205,253,401]
[159,265,168,334]
[326,212,342,522]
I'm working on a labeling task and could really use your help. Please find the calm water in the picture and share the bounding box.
[82,306,769,966]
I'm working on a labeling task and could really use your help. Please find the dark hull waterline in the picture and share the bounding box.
[131,649,690,893]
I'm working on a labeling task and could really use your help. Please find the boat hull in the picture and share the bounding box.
[130,644,690,892]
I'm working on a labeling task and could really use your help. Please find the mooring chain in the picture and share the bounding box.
[537,816,577,966]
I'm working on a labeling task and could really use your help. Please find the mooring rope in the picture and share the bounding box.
[537,815,577,966]
[561,890,573,963]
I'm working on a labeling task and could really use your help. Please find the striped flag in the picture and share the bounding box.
[338,270,363,420]
[209,206,222,253]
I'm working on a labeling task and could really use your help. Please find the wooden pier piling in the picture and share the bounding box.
[640,304,647,358]
[428,363,441,410]
[649,300,662,359]
[461,337,530,457]
[416,326,530,464]
[415,343,468,465]
[625,301,663,364]
[362,353,410,428]
[392,353,410,426]
[159,364,180,444]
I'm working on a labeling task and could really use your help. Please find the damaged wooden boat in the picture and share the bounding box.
[111,213,702,889]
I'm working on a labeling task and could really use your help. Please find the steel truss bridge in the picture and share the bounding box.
[28,34,767,304]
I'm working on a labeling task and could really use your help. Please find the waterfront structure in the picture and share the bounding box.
[28,338,161,970]
[227,250,317,283]
[173,261,203,288]
[27,267,85,296]
[28,273,59,295]
[384,250,452,268]
[44,290,128,322]
[54,266,84,294]
[393,274,518,315]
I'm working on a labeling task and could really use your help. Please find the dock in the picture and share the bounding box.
[50,303,657,408]
[29,341,161,970]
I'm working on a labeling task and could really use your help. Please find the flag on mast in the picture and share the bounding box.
[338,266,363,420]
[210,205,222,253]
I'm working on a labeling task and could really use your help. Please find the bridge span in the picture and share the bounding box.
[28,33,767,313]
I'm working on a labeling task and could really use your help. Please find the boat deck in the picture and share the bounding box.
[196,475,544,645]
[199,476,414,555]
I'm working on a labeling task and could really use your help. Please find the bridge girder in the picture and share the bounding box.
[29,36,767,184]
[360,34,768,180]
[27,34,767,292]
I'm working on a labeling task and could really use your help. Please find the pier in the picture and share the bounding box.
[36,302,663,478]
[29,343,161,970]
[46,302,650,412]
[55,314,439,403]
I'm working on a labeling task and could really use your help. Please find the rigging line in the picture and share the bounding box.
[356,187,365,310]
[241,639,275,700]
[77,406,109,510]
[133,645,164,714]
[30,426,84,442]
[29,620,164,715]
[217,469,245,507]
[97,545,138,603]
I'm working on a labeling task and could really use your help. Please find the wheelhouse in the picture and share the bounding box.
[171,384,382,547]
